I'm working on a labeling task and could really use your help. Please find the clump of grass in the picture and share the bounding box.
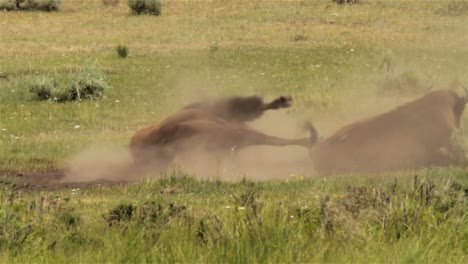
[103,0,119,7]
[103,203,136,226]
[116,44,129,58]
[128,0,161,16]
[0,0,61,11]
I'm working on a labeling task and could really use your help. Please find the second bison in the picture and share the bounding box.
[310,89,467,174]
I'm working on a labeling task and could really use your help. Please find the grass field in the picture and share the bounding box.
[0,0,467,262]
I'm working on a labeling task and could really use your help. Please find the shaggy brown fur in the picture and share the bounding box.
[130,95,317,172]
[310,89,468,174]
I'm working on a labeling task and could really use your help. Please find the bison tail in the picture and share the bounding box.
[303,121,319,147]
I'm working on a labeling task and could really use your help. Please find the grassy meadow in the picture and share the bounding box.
[0,0,468,262]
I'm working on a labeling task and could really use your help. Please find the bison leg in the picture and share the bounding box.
[174,120,317,151]
[229,125,317,149]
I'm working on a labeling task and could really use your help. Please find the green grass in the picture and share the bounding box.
[0,0,467,262]
[1,169,467,263]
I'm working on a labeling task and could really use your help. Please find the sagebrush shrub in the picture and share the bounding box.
[28,63,110,102]
[441,0,468,16]
[116,44,129,58]
[0,0,61,11]
[27,0,61,11]
[334,0,360,4]
[29,76,60,101]
[65,65,110,101]
[128,0,161,16]
[0,0,16,10]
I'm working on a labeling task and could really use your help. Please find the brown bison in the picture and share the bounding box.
[130,95,318,172]
[310,89,468,174]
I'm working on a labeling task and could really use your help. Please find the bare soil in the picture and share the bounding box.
[0,170,131,191]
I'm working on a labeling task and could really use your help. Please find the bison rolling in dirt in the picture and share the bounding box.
[310,89,468,174]
[130,95,318,172]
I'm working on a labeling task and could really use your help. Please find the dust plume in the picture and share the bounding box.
[172,110,315,181]
[63,144,137,183]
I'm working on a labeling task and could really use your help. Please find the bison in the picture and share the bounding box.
[130,95,318,172]
[310,88,468,174]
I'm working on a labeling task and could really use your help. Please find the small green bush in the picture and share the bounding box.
[116,44,129,58]
[28,0,60,11]
[128,0,161,16]
[0,0,16,11]
[29,76,60,101]
[0,0,61,11]
[65,64,110,101]
[28,63,111,102]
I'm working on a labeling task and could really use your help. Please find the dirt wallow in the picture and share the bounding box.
[310,88,468,174]
[130,95,318,174]
[6,88,466,190]
[2,94,317,190]
[0,170,129,191]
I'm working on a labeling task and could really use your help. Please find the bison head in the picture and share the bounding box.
[262,96,292,110]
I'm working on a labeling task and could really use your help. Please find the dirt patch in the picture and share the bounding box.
[0,170,131,191]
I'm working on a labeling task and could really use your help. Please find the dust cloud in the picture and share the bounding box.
[63,145,137,183]
[63,102,315,184]
[62,69,467,184]
[172,110,314,181]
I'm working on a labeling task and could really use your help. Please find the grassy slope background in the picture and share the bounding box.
[0,0,467,262]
